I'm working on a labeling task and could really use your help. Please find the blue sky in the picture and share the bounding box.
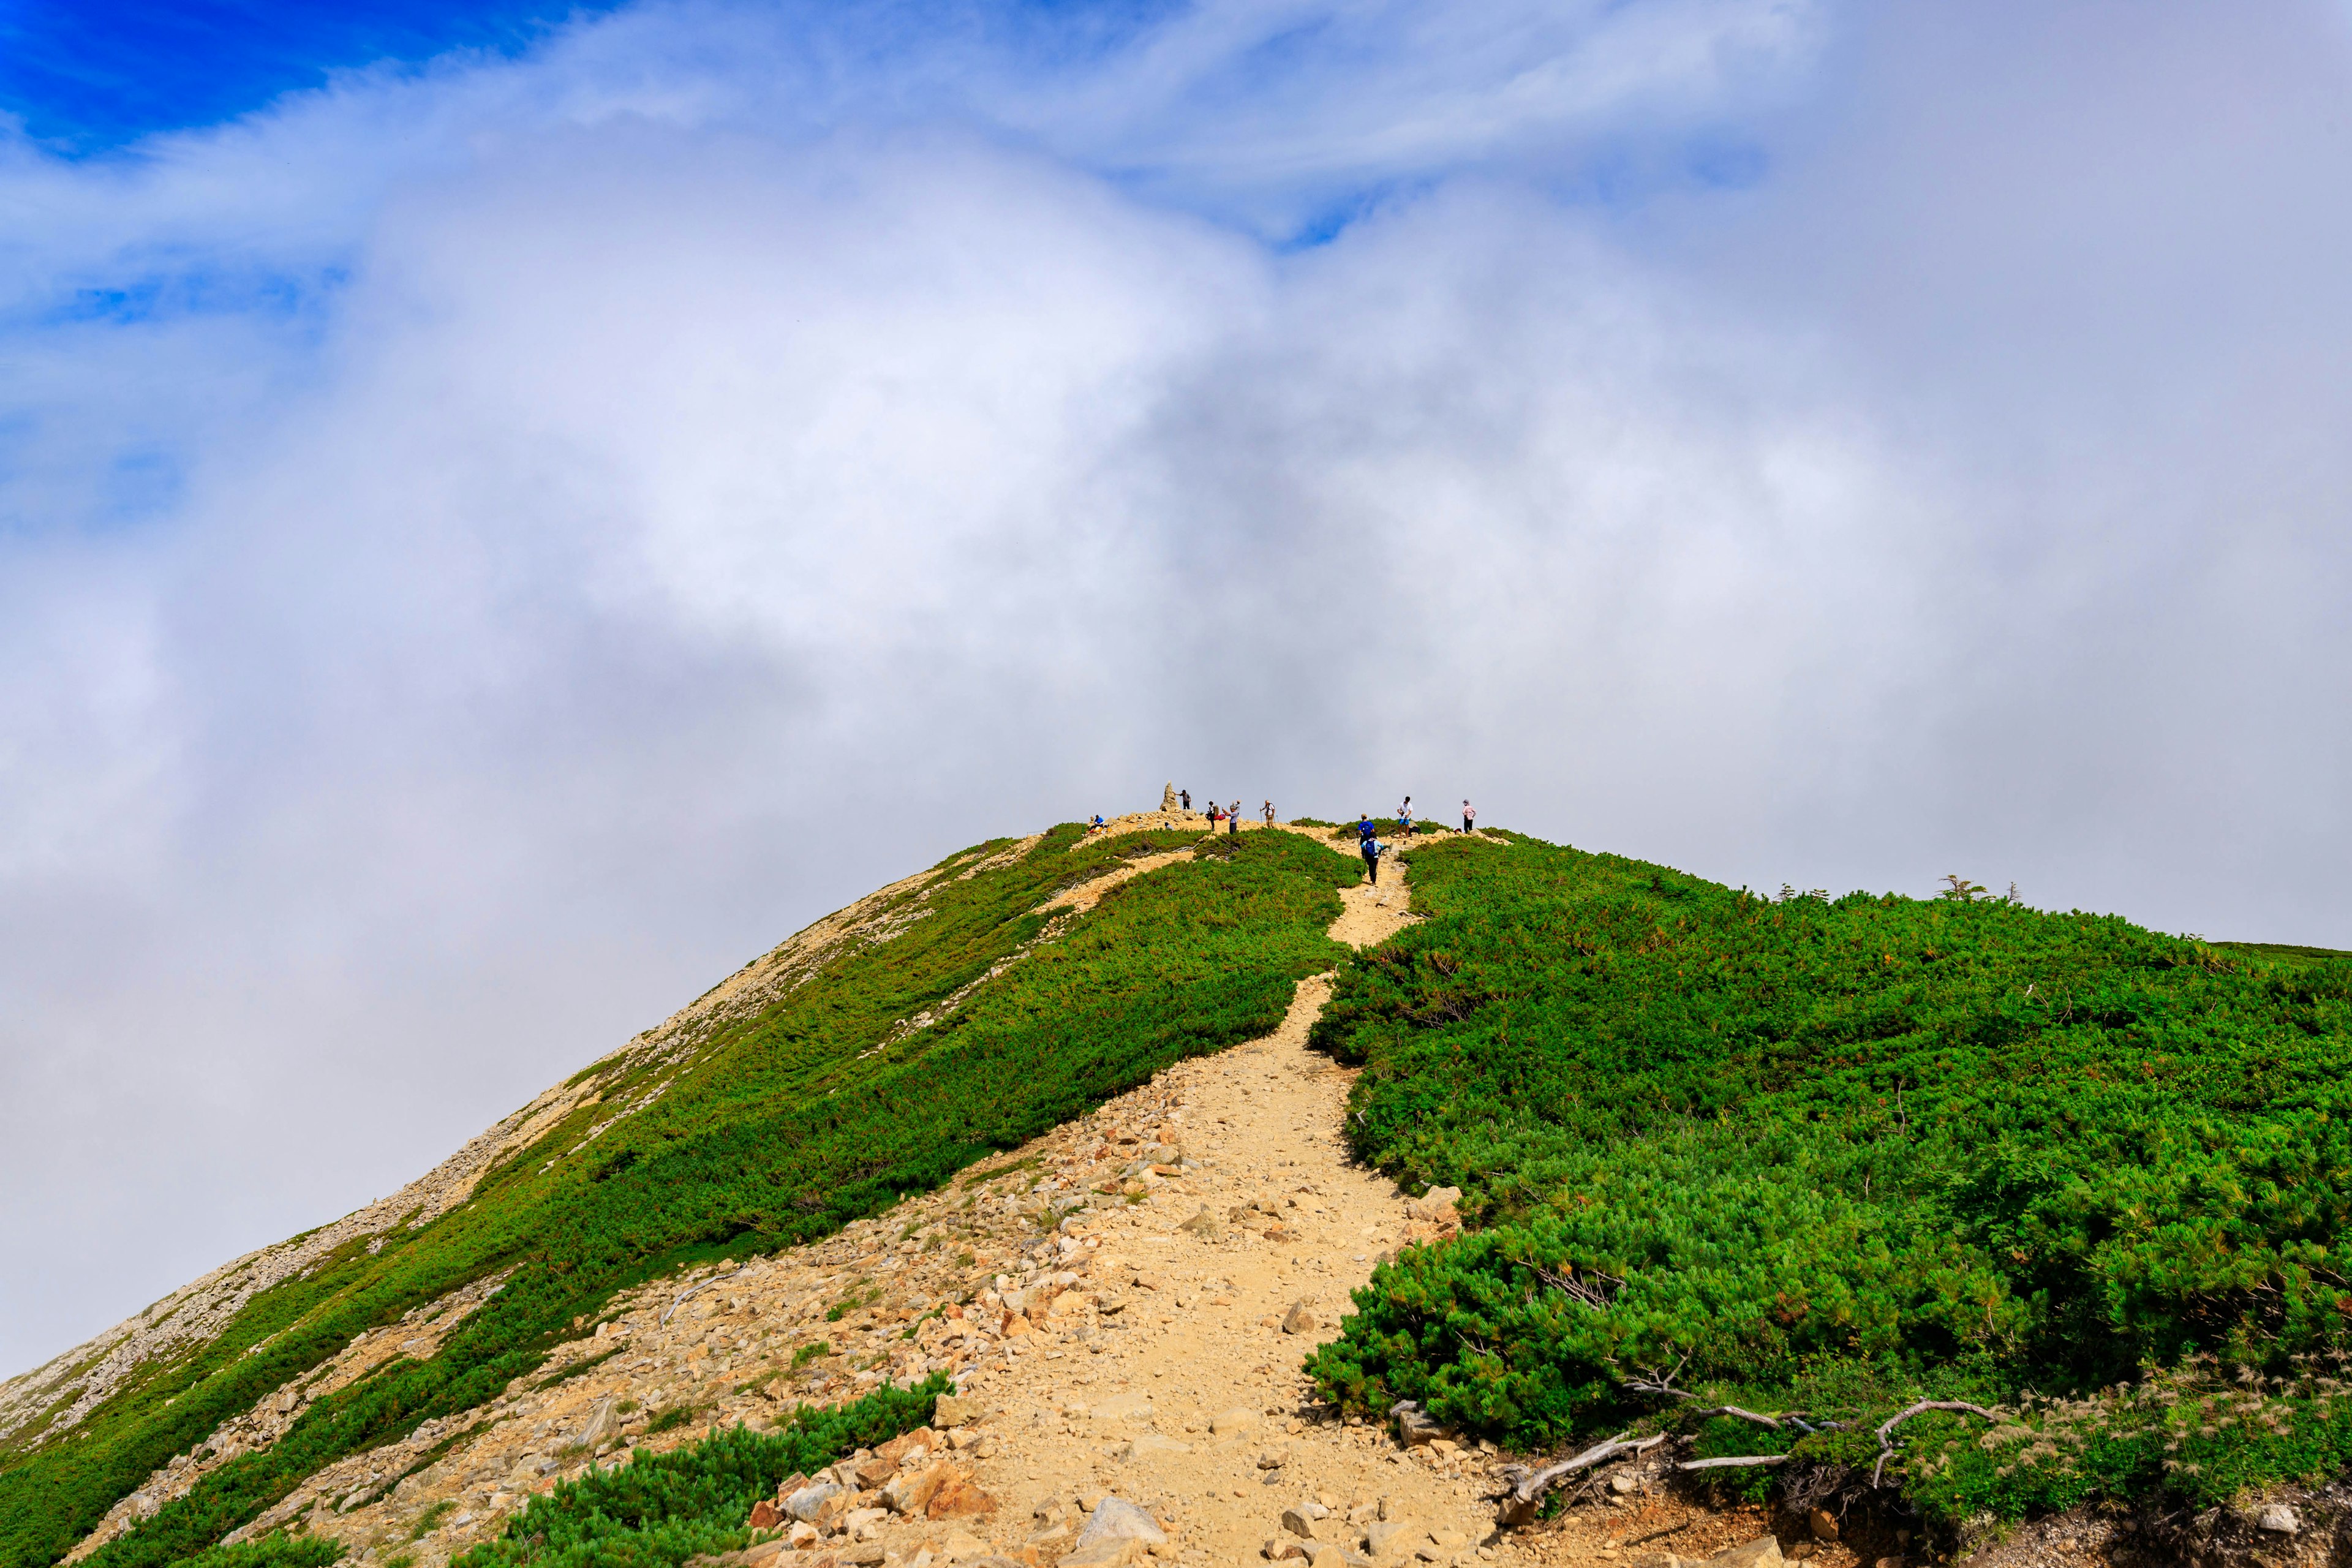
[0,0,622,146]
[2,0,2350,1383]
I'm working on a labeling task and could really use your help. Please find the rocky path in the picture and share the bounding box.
[223,829,1816,1568]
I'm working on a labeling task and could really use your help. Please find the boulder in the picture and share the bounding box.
[1180,1207,1224,1238]
[1163,784,1180,812]
[1281,1507,1321,1540]
[1074,1496,1167,1550]
[2256,1504,2301,1535]
[1806,1509,1838,1542]
[747,1499,783,1530]
[933,1395,982,1429]
[1363,1521,1421,1558]
[877,1427,938,1464]
[1702,1539,1782,1568]
[883,1460,957,1515]
[1281,1303,1318,1335]
[784,1480,845,1523]
[926,1479,1000,1520]
[1389,1403,1445,1448]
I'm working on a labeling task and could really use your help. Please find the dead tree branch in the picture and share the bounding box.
[1872,1400,1998,1485]
[1676,1454,1791,1472]
[1494,1433,1667,1527]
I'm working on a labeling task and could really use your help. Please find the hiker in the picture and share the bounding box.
[1262,800,1275,827]
[1463,799,1476,834]
[1399,797,1414,837]
[1206,802,1220,829]
[1228,800,1241,835]
[1088,813,1106,832]
[1180,788,1191,813]
[1361,831,1385,884]
[1357,812,1376,842]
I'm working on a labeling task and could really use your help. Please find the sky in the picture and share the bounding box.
[3,0,2350,1378]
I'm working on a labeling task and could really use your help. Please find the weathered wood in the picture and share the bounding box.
[1871,1400,1999,1485]
[1494,1433,1667,1526]
[1676,1454,1790,1471]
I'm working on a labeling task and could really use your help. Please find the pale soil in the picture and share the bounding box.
[65,820,1814,1568]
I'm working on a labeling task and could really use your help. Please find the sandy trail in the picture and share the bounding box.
[235,828,1800,1568]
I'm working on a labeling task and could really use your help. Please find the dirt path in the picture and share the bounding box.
[247,829,1800,1568]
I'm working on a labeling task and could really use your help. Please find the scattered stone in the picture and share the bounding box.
[747,1499,783,1529]
[1806,1509,1838,1542]
[933,1396,981,1429]
[1702,1540,1782,1568]
[2256,1503,2301,1535]
[1180,1207,1225,1238]
[1265,1540,1307,1561]
[1281,1507,1322,1540]
[1428,1529,1468,1550]
[1281,1303,1318,1335]
[1607,1473,1636,1496]
[1364,1520,1421,1558]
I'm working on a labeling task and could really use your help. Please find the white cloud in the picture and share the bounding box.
[5,0,2351,1374]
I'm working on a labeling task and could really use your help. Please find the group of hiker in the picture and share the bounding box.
[1089,791,1480,886]
[1355,797,1476,883]
[1167,788,1275,835]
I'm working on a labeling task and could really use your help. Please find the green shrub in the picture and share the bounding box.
[1305,833,2352,1523]
[173,1534,345,1568]
[455,1378,941,1568]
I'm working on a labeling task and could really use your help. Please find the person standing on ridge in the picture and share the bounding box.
[1180,788,1191,813]
[1207,801,1220,830]
[1462,799,1476,834]
[1228,800,1242,835]
[1399,797,1414,837]
[1262,800,1275,827]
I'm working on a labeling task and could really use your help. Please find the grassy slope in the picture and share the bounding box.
[1307,832,2352,1526]
[2,825,1353,1568]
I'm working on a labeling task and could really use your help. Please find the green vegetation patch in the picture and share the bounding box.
[10,825,1349,1568]
[455,1378,941,1568]
[1305,833,2352,1528]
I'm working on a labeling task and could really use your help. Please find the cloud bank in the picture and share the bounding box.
[4,0,2350,1374]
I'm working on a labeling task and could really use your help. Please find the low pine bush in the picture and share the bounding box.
[1305,834,2352,1523]
[456,1378,941,1568]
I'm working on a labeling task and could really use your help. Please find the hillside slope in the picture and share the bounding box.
[13,820,2352,1568]
[1,819,1359,1568]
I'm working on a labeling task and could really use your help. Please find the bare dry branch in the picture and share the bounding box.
[1684,1405,1789,1429]
[1872,1400,1999,1485]
[1494,1433,1667,1527]
[1676,1454,1790,1472]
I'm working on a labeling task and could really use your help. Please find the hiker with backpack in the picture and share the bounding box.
[1360,823,1385,884]
[1261,800,1275,827]
[1228,801,1242,836]
[1180,789,1191,813]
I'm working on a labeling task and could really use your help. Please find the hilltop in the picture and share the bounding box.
[5,816,2351,1568]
